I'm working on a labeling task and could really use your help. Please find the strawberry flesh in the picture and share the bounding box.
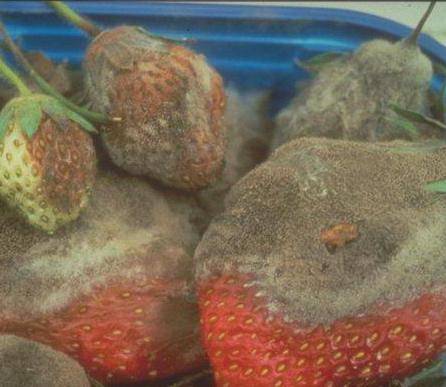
[199,274,446,387]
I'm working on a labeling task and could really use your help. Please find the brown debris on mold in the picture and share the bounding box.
[83,26,227,190]
[0,169,208,384]
[0,335,90,387]
[273,4,437,148]
[320,221,359,253]
[196,88,272,216]
[195,137,446,325]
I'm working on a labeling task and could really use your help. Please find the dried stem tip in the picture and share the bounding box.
[406,1,436,45]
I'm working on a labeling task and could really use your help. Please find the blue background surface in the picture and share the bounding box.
[1,1,446,115]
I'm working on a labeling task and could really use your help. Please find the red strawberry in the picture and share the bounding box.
[0,170,207,385]
[199,275,446,387]
[2,278,204,385]
[195,137,446,386]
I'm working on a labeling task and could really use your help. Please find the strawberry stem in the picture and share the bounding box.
[45,1,102,37]
[0,54,32,96]
[405,1,436,45]
[0,21,112,124]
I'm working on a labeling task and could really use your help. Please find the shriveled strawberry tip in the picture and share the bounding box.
[199,274,446,387]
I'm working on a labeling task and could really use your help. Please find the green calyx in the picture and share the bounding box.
[0,94,97,140]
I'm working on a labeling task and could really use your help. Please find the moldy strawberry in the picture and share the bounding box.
[195,137,446,386]
[0,169,207,385]
[48,1,227,191]
[274,2,436,148]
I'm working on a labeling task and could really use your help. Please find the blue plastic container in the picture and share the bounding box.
[1,1,445,115]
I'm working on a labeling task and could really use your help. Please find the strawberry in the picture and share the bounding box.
[1,278,205,385]
[195,137,446,386]
[83,25,227,190]
[0,94,96,233]
[273,3,436,148]
[199,275,446,387]
[0,170,207,385]
[48,1,227,190]
[0,334,91,387]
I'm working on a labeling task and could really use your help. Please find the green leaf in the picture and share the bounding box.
[17,98,42,138]
[0,103,14,139]
[65,108,98,134]
[390,103,446,131]
[391,140,446,154]
[384,115,421,140]
[41,97,97,134]
[295,52,348,73]
[425,179,446,193]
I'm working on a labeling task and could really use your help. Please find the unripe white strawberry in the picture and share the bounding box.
[0,94,96,233]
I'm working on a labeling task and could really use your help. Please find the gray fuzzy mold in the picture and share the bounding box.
[197,88,272,217]
[83,26,227,190]
[274,3,437,148]
[0,335,90,387]
[273,39,433,148]
[0,169,204,319]
[195,137,446,325]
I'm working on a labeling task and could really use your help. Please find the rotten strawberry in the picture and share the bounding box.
[0,169,207,385]
[48,1,227,190]
[195,137,446,386]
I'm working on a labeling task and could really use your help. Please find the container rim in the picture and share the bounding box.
[1,1,446,65]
